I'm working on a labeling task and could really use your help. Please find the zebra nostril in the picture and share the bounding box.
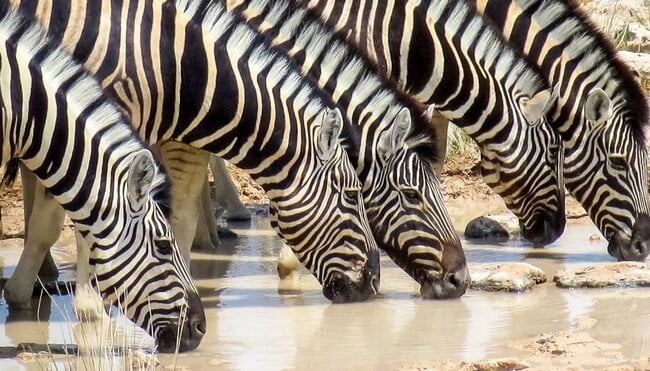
[193,320,206,336]
[631,240,649,260]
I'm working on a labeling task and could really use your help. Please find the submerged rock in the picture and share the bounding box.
[464,214,520,241]
[470,262,547,292]
[554,262,650,288]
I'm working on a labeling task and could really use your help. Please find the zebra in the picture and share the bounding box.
[465,0,650,261]
[9,0,470,300]
[4,0,398,303]
[228,0,565,246]
[0,6,205,352]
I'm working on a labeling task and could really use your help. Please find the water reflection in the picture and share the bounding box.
[0,218,649,370]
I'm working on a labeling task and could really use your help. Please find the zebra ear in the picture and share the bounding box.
[127,149,157,205]
[378,108,412,160]
[521,88,553,125]
[317,108,343,161]
[585,88,612,125]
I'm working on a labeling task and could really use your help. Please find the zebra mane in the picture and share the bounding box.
[0,7,171,207]
[524,0,649,140]
[244,0,439,159]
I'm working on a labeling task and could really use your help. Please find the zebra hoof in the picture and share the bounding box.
[3,279,35,310]
[74,285,105,322]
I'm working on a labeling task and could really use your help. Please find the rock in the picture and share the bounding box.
[554,262,650,288]
[469,262,547,292]
[464,214,520,241]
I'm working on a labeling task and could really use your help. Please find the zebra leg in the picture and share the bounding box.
[73,231,105,322]
[21,166,60,281]
[276,243,302,292]
[191,175,222,250]
[4,169,65,309]
[159,141,210,263]
[210,156,251,221]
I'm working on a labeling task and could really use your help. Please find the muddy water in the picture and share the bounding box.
[0,216,649,370]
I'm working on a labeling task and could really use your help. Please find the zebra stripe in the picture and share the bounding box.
[0,6,205,352]
[11,0,381,302]
[468,0,650,261]
[229,0,565,248]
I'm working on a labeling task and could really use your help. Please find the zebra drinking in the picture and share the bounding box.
[468,0,650,261]
[9,0,472,299]
[230,0,566,246]
[0,7,205,352]
[7,0,382,303]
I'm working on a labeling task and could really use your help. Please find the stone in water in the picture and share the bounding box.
[554,262,650,288]
[470,262,547,292]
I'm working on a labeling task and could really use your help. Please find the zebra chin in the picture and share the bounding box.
[154,292,206,353]
[607,214,650,262]
[322,250,380,303]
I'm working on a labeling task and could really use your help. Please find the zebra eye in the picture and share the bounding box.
[155,239,173,257]
[343,188,360,200]
[402,188,421,202]
[609,155,627,172]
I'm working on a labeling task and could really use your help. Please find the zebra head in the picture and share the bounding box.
[268,108,380,303]
[90,150,205,353]
[566,88,650,261]
[365,108,469,299]
[479,88,566,246]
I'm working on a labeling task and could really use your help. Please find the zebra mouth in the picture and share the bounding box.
[417,267,470,300]
[607,214,650,262]
[156,317,206,353]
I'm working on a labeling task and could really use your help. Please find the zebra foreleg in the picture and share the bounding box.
[210,156,252,221]
[276,244,302,292]
[20,166,60,281]
[159,141,211,264]
[73,231,105,322]
[5,169,65,309]
[191,175,222,250]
